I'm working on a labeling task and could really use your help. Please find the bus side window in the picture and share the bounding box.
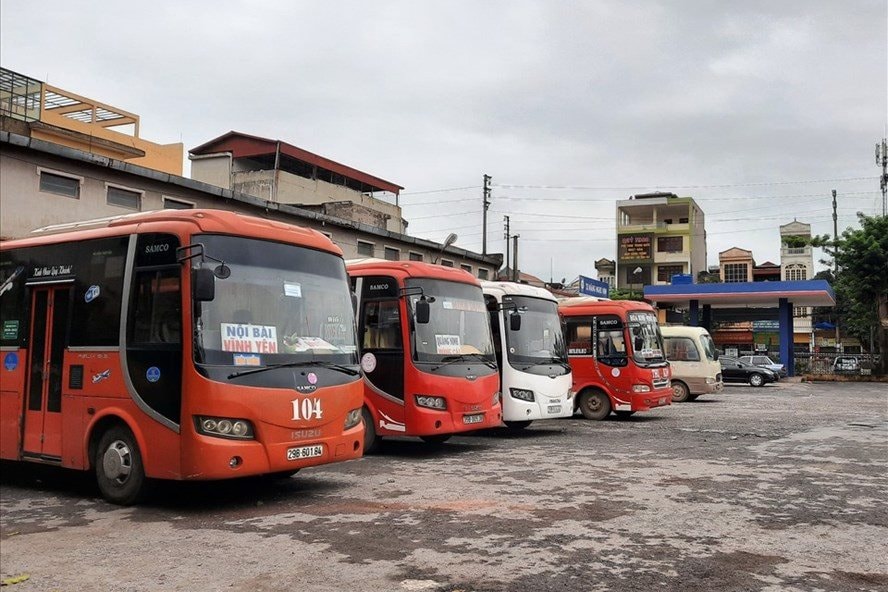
[362,299,401,350]
[566,320,592,355]
[129,269,182,345]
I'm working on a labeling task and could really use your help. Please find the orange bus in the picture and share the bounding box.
[347,260,502,451]
[0,209,364,504]
[559,298,672,420]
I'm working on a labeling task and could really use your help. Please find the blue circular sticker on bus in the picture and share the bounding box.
[4,352,18,371]
[146,366,161,383]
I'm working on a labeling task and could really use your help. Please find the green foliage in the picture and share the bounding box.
[696,270,721,284]
[608,287,644,301]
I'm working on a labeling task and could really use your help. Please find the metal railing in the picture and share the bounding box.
[794,353,882,376]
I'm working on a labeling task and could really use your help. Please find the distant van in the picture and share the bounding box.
[661,326,723,402]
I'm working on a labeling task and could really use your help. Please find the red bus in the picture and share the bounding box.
[0,209,364,504]
[347,260,502,451]
[559,298,672,420]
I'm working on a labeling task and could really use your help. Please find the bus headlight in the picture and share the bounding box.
[510,388,535,402]
[632,384,651,393]
[705,377,717,384]
[344,408,362,430]
[415,395,447,410]
[492,391,501,406]
[195,416,255,440]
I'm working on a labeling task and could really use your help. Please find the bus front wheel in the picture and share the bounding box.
[362,407,379,454]
[95,425,147,506]
[578,390,611,421]
[671,381,691,402]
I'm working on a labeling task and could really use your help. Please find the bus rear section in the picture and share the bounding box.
[348,260,502,451]
[559,297,672,420]
[661,325,723,402]
[481,281,573,428]
[0,209,364,504]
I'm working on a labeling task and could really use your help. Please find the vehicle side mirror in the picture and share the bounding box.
[509,312,521,331]
[193,267,216,302]
[415,298,430,324]
[713,350,719,361]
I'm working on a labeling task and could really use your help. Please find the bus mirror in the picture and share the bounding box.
[193,268,216,302]
[213,263,231,279]
[713,350,720,361]
[415,297,430,324]
[509,312,521,331]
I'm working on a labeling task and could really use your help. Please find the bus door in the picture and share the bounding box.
[593,314,629,395]
[22,284,72,460]
[356,276,405,432]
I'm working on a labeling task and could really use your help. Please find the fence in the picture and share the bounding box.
[794,353,882,376]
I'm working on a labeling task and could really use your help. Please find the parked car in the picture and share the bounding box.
[832,356,860,374]
[719,356,778,387]
[739,355,787,379]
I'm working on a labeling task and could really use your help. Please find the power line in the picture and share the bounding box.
[399,185,481,196]
[496,176,878,191]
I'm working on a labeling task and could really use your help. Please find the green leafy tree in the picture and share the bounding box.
[790,215,887,372]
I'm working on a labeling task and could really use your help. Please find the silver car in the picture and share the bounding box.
[739,355,786,379]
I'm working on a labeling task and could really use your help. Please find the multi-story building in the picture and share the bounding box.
[615,192,706,288]
[594,258,615,288]
[0,68,501,276]
[780,220,815,344]
[189,131,407,234]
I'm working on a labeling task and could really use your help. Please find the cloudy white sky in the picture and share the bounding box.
[2,1,885,283]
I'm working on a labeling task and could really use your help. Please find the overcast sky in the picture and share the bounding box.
[2,1,885,283]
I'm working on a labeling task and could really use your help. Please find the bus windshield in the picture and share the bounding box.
[407,278,495,364]
[504,295,567,366]
[627,311,666,366]
[192,235,357,367]
[700,333,718,361]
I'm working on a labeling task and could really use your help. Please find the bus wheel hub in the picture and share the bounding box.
[102,441,132,481]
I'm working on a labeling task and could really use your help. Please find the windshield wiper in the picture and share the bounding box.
[228,360,360,379]
[431,353,497,372]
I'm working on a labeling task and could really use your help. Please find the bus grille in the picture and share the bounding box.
[652,378,670,390]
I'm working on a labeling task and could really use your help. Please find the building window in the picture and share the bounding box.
[787,247,805,255]
[793,306,808,319]
[657,265,684,283]
[163,197,194,209]
[460,264,472,273]
[724,263,748,283]
[39,171,80,198]
[657,236,683,253]
[357,240,374,257]
[107,185,142,210]
[478,268,489,280]
[320,231,333,241]
[384,246,400,261]
[440,259,454,267]
[408,252,423,262]
[785,264,807,281]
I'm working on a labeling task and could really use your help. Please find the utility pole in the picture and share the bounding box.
[832,188,840,351]
[482,174,492,255]
[503,215,511,278]
[877,138,887,217]
[512,234,520,282]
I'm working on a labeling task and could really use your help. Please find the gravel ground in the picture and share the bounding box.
[1,380,886,591]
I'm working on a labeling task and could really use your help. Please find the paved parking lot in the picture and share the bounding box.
[1,381,887,592]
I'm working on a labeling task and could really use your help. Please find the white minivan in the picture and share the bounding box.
[661,326,723,402]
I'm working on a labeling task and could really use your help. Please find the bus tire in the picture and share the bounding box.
[362,407,379,454]
[671,380,691,403]
[748,373,764,387]
[420,435,452,446]
[95,425,147,506]
[577,389,611,421]
[505,420,532,430]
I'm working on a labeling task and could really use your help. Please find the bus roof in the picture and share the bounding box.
[480,280,557,302]
[346,259,480,286]
[558,297,656,315]
[660,325,712,338]
[1,209,342,256]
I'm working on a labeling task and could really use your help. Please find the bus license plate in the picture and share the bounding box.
[659,398,666,405]
[547,405,562,414]
[287,444,323,461]
[463,413,484,425]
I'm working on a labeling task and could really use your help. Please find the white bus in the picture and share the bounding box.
[482,281,574,428]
